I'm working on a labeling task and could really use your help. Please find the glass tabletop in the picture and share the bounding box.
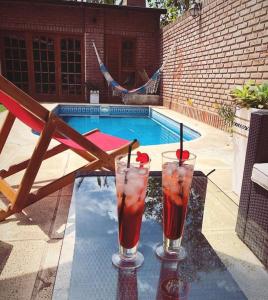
[53,171,246,300]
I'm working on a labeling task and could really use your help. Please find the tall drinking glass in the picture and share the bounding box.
[155,151,196,260]
[112,154,150,269]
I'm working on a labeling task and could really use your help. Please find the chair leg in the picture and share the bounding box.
[0,112,15,155]
[11,118,56,211]
[0,206,18,222]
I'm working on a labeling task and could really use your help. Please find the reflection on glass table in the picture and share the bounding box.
[52,171,246,300]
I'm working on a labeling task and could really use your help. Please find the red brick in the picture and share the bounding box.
[247,66,258,72]
[253,23,265,32]
[246,0,258,8]
[239,8,251,17]
[250,3,263,12]
[250,72,264,79]
[236,36,246,43]
[263,72,268,79]
[243,14,253,22]
[258,65,268,72]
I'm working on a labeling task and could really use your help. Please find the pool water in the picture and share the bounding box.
[62,116,194,146]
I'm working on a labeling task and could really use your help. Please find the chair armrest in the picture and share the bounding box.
[251,163,268,191]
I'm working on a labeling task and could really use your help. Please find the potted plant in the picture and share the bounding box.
[221,81,268,196]
[231,81,268,109]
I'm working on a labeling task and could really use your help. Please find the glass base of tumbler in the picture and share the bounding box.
[155,244,186,261]
[112,251,144,269]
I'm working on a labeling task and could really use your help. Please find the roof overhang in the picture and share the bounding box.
[1,0,167,14]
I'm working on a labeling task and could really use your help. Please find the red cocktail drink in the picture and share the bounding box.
[112,153,150,269]
[162,162,194,240]
[156,151,196,261]
[116,166,149,249]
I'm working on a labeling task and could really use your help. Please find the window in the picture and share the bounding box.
[3,35,29,91]
[61,38,82,96]
[32,36,56,94]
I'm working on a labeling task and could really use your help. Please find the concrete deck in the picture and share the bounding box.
[0,106,267,300]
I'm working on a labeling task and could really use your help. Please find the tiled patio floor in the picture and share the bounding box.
[0,106,267,300]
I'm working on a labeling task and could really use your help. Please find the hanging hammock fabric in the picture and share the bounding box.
[92,41,175,102]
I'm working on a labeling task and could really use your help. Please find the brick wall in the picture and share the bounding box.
[94,9,160,102]
[84,8,105,101]
[160,0,268,129]
[0,2,84,33]
[0,1,161,103]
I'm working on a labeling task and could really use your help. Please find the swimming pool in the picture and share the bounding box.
[54,105,200,146]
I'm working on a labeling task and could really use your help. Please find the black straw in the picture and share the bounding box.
[179,123,183,165]
[127,139,137,169]
[206,169,216,177]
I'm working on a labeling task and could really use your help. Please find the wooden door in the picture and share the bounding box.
[104,35,138,103]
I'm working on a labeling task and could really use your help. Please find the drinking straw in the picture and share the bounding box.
[119,139,137,230]
[206,169,216,177]
[179,123,183,165]
[127,139,137,169]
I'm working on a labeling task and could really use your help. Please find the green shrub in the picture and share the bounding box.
[230,81,268,109]
[216,103,235,128]
[216,81,268,131]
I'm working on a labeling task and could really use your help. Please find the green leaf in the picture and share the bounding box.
[230,81,268,109]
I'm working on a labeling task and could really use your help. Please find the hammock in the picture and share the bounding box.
[92,41,175,103]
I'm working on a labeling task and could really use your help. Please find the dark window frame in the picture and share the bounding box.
[0,31,84,102]
[1,33,29,92]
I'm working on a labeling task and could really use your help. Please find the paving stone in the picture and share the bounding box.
[0,240,45,300]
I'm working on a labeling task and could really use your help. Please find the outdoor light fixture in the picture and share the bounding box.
[189,0,202,17]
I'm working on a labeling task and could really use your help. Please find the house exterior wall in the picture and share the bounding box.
[84,8,160,103]
[161,0,268,129]
[0,1,161,103]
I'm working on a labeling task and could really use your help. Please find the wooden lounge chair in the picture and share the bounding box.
[0,75,139,221]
